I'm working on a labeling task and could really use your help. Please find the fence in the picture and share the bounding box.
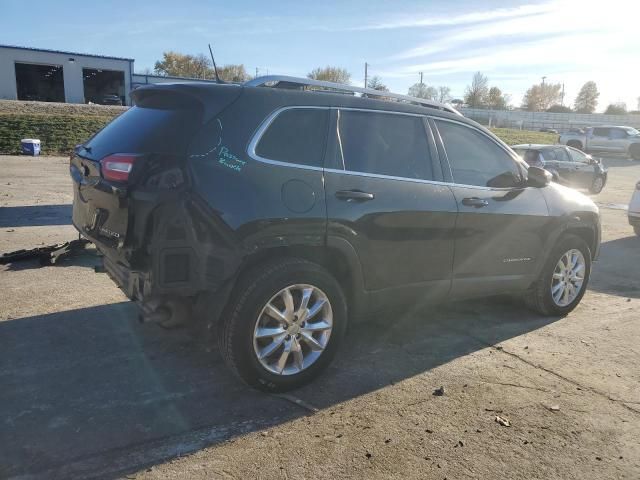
[459,108,640,132]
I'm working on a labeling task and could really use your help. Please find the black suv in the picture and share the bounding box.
[70,76,600,391]
[512,144,607,194]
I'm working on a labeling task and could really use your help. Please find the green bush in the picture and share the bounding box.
[490,128,558,146]
[0,113,118,155]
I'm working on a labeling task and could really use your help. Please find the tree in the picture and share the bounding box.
[153,51,249,82]
[546,104,572,113]
[604,103,627,115]
[367,76,388,91]
[216,64,249,83]
[464,72,489,108]
[574,81,599,113]
[436,86,452,103]
[487,86,509,110]
[307,66,351,84]
[521,82,562,111]
[154,51,212,78]
[408,83,437,100]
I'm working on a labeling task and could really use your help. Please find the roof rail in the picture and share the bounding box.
[244,75,462,116]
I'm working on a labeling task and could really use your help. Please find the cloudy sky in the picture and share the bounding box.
[2,0,639,111]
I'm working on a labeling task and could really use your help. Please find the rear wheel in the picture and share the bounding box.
[589,175,605,194]
[218,258,347,392]
[634,225,640,237]
[567,140,583,150]
[629,144,640,161]
[526,234,591,316]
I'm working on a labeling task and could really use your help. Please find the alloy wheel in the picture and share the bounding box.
[253,284,333,375]
[550,249,586,307]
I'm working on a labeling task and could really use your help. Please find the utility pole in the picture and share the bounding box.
[364,62,368,89]
[561,83,565,106]
[542,76,547,86]
[420,71,423,85]
[255,67,259,79]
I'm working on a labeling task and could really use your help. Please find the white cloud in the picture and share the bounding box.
[352,3,554,31]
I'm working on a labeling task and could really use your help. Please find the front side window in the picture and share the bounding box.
[568,147,590,163]
[435,120,521,188]
[610,128,627,139]
[255,108,329,167]
[335,110,433,180]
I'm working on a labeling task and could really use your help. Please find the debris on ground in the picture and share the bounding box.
[495,415,511,427]
[0,238,90,266]
[433,386,445,396]
[546,404,561,412]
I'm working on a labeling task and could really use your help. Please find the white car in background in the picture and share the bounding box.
[630,180,640,236]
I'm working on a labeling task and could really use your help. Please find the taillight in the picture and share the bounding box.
[101,154,141,182]
[636,181,640,191]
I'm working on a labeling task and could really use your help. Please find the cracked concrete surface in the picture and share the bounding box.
[0,155,639,479]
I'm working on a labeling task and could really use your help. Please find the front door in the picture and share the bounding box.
[432,118,551,298]
[324,109,458,305]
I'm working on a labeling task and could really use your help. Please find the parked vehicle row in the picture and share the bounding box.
[511,144,607,193]
[559,125,640,160]
[70,77,600,391]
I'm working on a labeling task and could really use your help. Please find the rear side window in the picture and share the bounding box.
[83,106,200,160]
[592,127,609,137]
[255,108,329,167]
[435,120,520,187]
[336,110,433,180]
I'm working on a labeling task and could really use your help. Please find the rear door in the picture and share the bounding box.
[432,118,550,297]
[324,109,458,303]
[588,127,612,152]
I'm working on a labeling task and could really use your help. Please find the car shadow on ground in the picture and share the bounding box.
[0,204,72,228]
[0,297,560,479]
[590,234,640,298]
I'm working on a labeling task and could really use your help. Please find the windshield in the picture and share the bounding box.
[625,127,640,136]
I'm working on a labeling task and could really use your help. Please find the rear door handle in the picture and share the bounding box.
[461,197,489,208]
[335,190,375,201]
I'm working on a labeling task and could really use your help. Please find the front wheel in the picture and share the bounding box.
[526,234,591,316]
[589,175,605,194]
[630,144,640,161]
[218,258,347,392]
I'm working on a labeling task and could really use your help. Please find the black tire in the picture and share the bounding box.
[589,175,605,194]
[630,144,640,161]
[634,225,640,237]
[526,234,591,316]
[567,140,583,150]
[218,258,347,392]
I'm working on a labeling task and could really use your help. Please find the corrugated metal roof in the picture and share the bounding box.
[0,44,134,62]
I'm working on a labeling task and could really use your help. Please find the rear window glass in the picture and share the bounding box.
[83,106,200,160]
[336,110,433,180]
[255,108,329,167]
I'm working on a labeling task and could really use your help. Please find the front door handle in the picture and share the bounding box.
[461,197,489,208]
[335,190,375,201]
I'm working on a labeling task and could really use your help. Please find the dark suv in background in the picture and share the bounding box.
[70,76,600,391]
[512,144,608,193]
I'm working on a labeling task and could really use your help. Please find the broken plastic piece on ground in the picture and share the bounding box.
[0,238,90,266]
[433,386,445,396]
[495,415,511,427]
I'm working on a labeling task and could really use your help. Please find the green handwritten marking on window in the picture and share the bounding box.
[217,146,247,172]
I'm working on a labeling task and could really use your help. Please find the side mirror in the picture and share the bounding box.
[527,166,552,187]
